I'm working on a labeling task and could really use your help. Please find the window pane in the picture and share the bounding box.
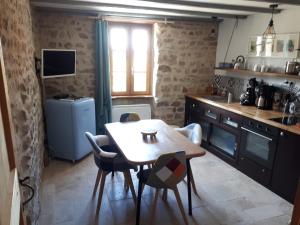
[134,72,147,92]
[133,50,147,72]
[112,72,126,93]
[132,29,149,51]
[112,50,126,72]
[110,28,127,50]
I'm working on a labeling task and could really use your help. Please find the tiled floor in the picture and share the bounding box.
[38,151,293,225]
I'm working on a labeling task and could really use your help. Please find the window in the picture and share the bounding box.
[108,22,153,96]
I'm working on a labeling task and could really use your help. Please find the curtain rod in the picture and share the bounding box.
[88,15,175,24]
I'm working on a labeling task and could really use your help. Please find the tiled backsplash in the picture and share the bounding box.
[213,74,300,103]
[213,75,245,100]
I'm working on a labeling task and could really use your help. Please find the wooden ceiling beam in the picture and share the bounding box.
[31,0,247,19]
[137,0,282,13]
[247,0,300,5]
[34,6,224,22]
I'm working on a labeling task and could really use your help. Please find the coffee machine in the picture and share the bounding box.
[256,83,276,110]
[240,78,257,106]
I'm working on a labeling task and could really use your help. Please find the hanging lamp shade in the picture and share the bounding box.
[262,4,278,40]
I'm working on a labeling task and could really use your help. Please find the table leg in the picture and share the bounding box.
[186,159,192,215]
[136,165,144,225]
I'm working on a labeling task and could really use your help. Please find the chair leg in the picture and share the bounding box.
[173,186,189,225]
[124,180,129,192]
[93,169,102,197]
[183,167,198,196]
[97,171,108,213]
[149,188,160,224]
[162,189,168,201]
[141,183,146,194]
[123,170,137,203]
[153,188,160,212]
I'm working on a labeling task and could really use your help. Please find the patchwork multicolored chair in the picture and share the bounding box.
[85,132,137,213]
[120,112,141,122]
[175,123,202,195]
[137,151,189,225]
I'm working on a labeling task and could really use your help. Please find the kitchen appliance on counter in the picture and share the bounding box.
[240,78,257,106]
[256,82,276,110]
[285,60,300,75]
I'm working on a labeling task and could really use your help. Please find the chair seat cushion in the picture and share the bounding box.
[94,145,137,172]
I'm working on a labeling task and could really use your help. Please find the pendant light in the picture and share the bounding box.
[262,4,278,40]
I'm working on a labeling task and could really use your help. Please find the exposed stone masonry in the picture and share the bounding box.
[34,13,218,127]
[154,22,218,126]
[34,12,96,97]
[0,0,44,224]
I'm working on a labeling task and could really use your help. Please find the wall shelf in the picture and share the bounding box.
[214,68,300,81]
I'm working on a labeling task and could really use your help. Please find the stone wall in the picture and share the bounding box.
[34,12,218,126]
[154,22,218,126]
[0,0,44,224]
[34,12,96,97]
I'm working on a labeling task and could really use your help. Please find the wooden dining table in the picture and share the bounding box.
[105,119,206,225]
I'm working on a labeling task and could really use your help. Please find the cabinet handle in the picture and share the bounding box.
[192,104,196,108]
[228,117,231,121]
[262,169,265,173]
[208,110,211,113]
[280,132,284,137]
[241,157,244,160]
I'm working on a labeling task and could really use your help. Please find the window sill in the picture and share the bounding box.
[111,95,154,99]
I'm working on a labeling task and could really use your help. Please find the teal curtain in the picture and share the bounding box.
[95,20,112,134]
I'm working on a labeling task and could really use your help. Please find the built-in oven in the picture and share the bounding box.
[208,110,241,166]
[239,119,279,186]
[240,119,279,169]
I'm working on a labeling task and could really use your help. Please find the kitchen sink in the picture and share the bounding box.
[203,95,228,102]
[269,116,300,126]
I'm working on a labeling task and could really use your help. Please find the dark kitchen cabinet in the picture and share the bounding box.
[184,96,300,203]
[185,97,241,166]
[184,97,203,125]
[239,156,272,186]
[271,131,300,203]
[203,104,220,124]
[185,97,209,146]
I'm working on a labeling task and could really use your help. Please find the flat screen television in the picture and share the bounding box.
[41,49,76,78]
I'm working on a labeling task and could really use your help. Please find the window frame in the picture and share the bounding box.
[108,22,153,97]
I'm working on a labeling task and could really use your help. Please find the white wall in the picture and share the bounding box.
[216,7,300,71]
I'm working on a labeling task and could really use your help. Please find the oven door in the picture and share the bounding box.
[240,126,277,169]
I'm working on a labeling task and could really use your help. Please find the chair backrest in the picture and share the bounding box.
[146,151,187,189]
[120,112,141,122]
[85,132,116,159]
[175,123,202,145]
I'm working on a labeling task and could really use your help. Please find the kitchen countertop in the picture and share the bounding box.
[187,95,300,136]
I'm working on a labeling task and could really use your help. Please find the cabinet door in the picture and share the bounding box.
[184,97,203,125]
[271,131,300,203]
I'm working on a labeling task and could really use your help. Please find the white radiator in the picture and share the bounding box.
[112,104,151,122]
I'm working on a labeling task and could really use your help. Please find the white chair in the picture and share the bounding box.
[175,123,202,195]
[175,123,202,146]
